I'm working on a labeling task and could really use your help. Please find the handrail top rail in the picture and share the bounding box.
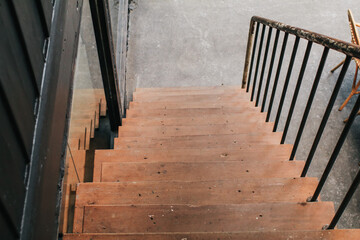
[251,16,360,59]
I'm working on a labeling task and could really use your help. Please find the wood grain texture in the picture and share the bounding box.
[100,160,304,182]
[118,122,275,137]
[81,202,334,233]
[114,132,283,149]
[64,230,360,240]
[93,145,293,181]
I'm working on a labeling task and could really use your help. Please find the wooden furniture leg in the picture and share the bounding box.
[331,59,346,73]
[339,65,359,111]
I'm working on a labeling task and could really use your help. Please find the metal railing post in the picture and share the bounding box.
[89,0,122,130]
[242,20,256,89]
[302,56,351,177]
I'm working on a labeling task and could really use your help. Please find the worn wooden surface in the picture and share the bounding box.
[63,230,360,240]
[66,86,347,238]
[99,160,305,182]
[122,113,267,126]
[81,203,334,233]
[114,132,283,149]
[93,146,293,181]
[118,122,275,137]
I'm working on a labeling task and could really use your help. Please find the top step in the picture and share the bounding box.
[135,85,242,93]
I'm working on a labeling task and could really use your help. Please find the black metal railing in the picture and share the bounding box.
[242,16,360,229]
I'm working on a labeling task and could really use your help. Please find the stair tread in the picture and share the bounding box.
[133,90,247,99]
[133,93,252,103]
[127,106,260,118]
[114,132,283,149]
[118,122,275,137]
[123,113,267,126]
[133,89,247,98]
[93,146,293,181]
[76,178,317,206]
[129,100,254,110]
[99,160,304,182]
[63,230,360,240]
[72,178,317,233]
[80,202,334,233]
[134,85,241,92]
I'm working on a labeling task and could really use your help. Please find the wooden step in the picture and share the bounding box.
[118,122,275,137]
[114,132,283,149]
[70,118,94,138]
[72,102,106,117]
[63,229,360,240]
[76,178,317,206]
[133,90,248,100]
[79,202,334,233]
[72,178,317,233]
[129,100,256,110]
[69,126,91,150]
[126,106,260,118]
[93,146,293,181]
[71,111,99,128]
[134,85,241,93]
[135,85,241,92]
[133,90,248,101]
[122,113,267,126]
[99,160,304,182]
[133,93,252,103]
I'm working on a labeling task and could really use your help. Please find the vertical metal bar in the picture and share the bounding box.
[242,20,256,88]
[251,24,266,101]
[290,47,329,160]
[256,27,273,106]
[281,41,313,143]
[327,168,360,229]
[262,29,280,112]
[246,22,260,93]
[302,56,351,177]
[89,0,122,130]
[309,90,360,202]
[266,32,289,122]
[273,36,300,131]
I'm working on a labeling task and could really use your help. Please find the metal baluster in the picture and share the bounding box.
[262,29,280,112]
[266,32,289,122]
[273,36,300,132]
[281,41,312,144]
[246,22,260,93]
[251,24,266,101]
[309,88,360,202]
[327,167,360,229]
[302,56,351,177]
[290,47,329,160]
[243,21,256,88]
[256,27,273,106]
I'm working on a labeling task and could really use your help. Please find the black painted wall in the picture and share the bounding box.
[0,0,82,239]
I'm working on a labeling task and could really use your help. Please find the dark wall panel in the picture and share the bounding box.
[0,207,18,240]
[39,0,53,35]
[0,0,82,238]
[12,0,46,89]
[0,1,38,158]
[0,98,27,237]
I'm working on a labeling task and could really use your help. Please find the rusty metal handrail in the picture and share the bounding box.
[242,16,360,88]
[241,15,360,230]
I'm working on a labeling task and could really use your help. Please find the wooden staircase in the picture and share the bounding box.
[63,86,360,239]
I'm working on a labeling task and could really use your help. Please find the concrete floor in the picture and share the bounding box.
[126,0,360,228]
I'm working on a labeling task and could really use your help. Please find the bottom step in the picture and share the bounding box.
[64,229,360,239]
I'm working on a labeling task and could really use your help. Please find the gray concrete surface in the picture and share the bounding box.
[126,0,360,228]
